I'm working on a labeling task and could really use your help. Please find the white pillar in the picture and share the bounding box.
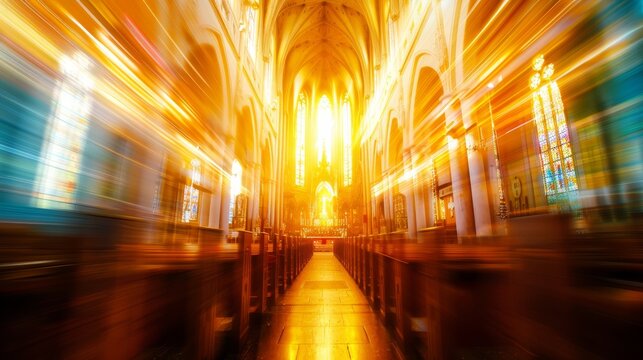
[465,127,493,236]
[403,149,417,238]
[220,138,235,233]
[411,149,428,229]
[248,162,261,231]
[447,133,476,240]
[210,173,222,228]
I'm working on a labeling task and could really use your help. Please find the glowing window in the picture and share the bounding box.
[34,52,93,209]
[295,93,306,186]
[182,159,201,222]
[394,193,408,230]
[314,181,335,226]
[342,96,352,186]
[317,95,333,164]
[246,6,257,62]
[530,55,578,204]
[430,159,439,223]
[228,159,243,224]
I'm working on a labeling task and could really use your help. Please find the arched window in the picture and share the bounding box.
[317,95,333,164]
[530,55,578,204]
[295,93,306,186]
[228,159,243,224]
[342,96,352,186]
[246,5,257,62]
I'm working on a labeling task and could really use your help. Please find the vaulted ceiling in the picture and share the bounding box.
[264,0,380,108]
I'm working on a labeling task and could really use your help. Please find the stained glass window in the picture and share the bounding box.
[182,159,201,222]
[394,193,408,231]
[530,55,578,204]
[295,93,306,186]
[342,96,352,186]
[228,159,243,225]
[232,193,247,229]
[34,52,93,209]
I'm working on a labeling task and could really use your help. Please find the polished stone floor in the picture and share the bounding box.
[253,252,399,360]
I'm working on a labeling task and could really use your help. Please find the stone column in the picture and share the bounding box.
[362,148,372,235]
[446,99,476,241]
[383,169,393,233]
[209,172,222,229]
[274,101,285,234]
[267,177,276,230]
[402,148,417,238]
[249,162,262,231]
[465,126,493,236]
[219,136,235,233]
[447,132,476,241]
[411,148,428,230]
[219,173,231,233]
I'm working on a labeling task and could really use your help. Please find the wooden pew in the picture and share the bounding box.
[279,234,287,293]
[250,232,269,315]
[270,232,280,304]
[235,231,252,346]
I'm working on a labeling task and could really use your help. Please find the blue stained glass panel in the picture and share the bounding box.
[544,166,555,195]
[554,161,565,192]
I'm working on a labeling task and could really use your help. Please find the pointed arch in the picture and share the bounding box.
[180,34,232,136]
[407,54,446,141]
[235,104,257,167]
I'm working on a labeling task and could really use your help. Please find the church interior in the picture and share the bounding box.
[1,0,641,359]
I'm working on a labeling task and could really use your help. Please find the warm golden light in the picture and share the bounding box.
[314,181,335,225]
[342,96,352,186]
[296,93,306,186]
[532,54,545,71]
[229,159,243,224]
[1,1,640,359]
[34,52,93,209]
[316,95,333,164]
[531,55,578,204]
[182,159,201,222]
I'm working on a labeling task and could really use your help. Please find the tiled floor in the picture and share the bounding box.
[254,252,399,360]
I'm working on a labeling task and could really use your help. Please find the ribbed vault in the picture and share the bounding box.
[266,0,378,110]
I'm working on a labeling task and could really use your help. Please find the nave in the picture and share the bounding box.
[1,0,641,359]
[252,252,397,360]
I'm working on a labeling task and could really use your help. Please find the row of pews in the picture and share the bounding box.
[335,214,642,359]
[0,214,313,359]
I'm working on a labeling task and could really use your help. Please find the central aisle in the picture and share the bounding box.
[254,252,398,360]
